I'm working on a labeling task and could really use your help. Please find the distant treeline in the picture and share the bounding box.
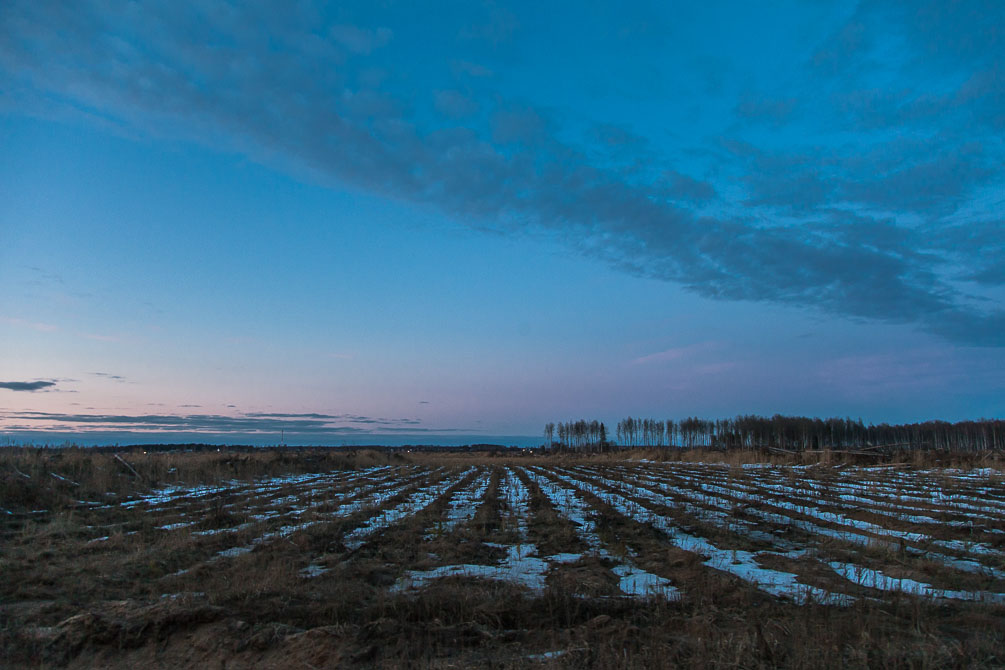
[544,416,1005,453]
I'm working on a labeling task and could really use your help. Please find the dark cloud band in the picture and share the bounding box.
[0,380,56,392]
[1,410,428,435]
[1,1,1001,344]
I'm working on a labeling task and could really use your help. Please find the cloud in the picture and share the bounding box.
[80,333,120,343]
[632,342,719,366]
[490,105,548,145]
[246,412,422,426]
[734,96,797,124]
[967,263,1005,287]
[328,24,392,54]
[91,372,126,381]
[23,266,65,287]
[839,146,994,215]
[740,150,833,212]
[246,412,341,420]
[816,346,1005,398]
[660,170,716,203]
[451,60,493,78]
[0,410,424,435]
[0,380,56,391]
[434,89,478,118]
[378,426,465,433]
[591,123,648,149]
[0,1,1001,346]
[0,317,59,332]
[458,6,518,45]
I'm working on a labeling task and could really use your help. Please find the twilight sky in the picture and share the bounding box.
[1,1,1003,445]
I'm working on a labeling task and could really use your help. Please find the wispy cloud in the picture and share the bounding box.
[0,410,426,435]
[91,372,126,381]
[80,333,121,343]
[632,342,719,366]
[816,347,1005,399]
[0,317,59,332]
[23,266,65,287]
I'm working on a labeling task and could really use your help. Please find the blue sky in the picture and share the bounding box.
[1,1,1002,444]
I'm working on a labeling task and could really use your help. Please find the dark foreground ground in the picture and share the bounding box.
[2,447,1004,668]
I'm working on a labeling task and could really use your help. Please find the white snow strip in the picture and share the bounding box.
[393,468,557,595]
[548,469,852,605]
[433,470,491,534]
[343,471,464,550]
[524,467,680,600]
[829,562,1005,603]
[596,466,1005,579]
[393,543,554,594]
[299,563,328,578]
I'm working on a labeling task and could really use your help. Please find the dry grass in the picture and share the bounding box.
[2,447,1004,668]
[0,446,403,512]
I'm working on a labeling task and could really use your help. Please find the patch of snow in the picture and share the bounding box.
[829,562,1005,603]
[299,563,328,578]
[393,542,552,594]
[524,467,681,600]
[217,546,253,558]
[343,472,464,550]
[546,469,851,605]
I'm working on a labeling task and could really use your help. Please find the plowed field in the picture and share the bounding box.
[4,457,1005,668]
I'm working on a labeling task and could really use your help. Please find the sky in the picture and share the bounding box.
[1,1,1003,446]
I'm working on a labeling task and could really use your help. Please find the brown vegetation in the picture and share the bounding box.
[2,447,1004,668]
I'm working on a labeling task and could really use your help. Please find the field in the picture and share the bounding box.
[3,448,1005,668]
